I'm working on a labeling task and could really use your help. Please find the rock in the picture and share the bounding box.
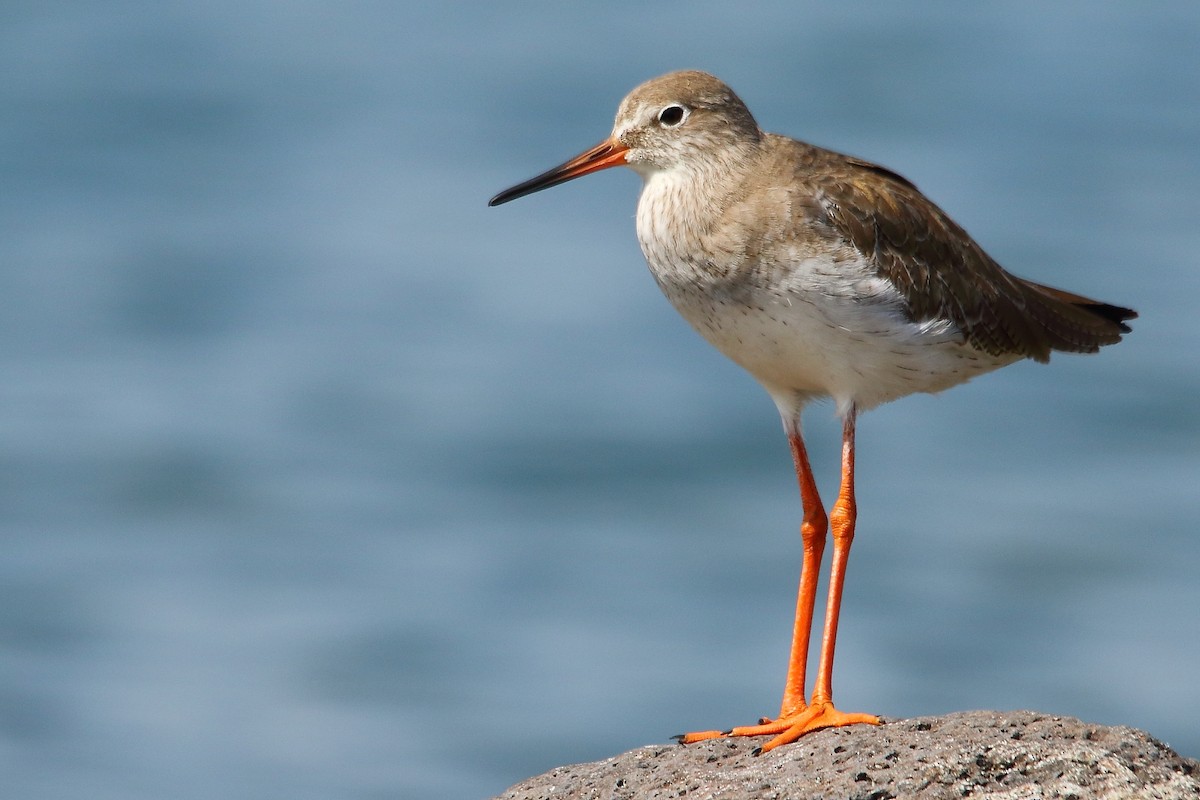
[493,710,1199,799]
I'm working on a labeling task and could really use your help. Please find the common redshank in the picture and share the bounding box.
[488,70,1135,754]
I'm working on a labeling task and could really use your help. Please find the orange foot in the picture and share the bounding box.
[676,703,879,754]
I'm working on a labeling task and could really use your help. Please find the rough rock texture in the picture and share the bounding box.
[494,710,1199,799]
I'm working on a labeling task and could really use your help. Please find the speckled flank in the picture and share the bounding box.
[637,166,1016,416]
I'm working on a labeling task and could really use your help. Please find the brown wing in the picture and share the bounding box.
[810,152,1135,362]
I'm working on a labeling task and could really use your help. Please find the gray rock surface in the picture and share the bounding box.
[493,710,1199,799]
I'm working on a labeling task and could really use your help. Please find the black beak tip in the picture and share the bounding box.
[489,181,540,207]
[489,183,526,207]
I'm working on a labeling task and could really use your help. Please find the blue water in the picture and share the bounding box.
[2,3,1197,798]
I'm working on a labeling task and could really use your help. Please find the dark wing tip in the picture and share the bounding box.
[1025,281,1137,337]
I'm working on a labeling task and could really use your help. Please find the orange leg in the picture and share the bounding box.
[752,409,879,751]
[678,408,878,752]
[777,417,827,719]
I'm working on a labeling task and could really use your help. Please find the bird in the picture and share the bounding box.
[488,70,1135,754]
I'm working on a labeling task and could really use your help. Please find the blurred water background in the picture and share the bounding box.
[2,3,1198,798]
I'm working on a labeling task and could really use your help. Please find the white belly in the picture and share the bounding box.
[656,259,1014,414]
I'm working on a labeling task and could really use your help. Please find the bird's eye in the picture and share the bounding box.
[657,104,688,127]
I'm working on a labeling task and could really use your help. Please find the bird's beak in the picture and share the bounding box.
[489,139,630,206]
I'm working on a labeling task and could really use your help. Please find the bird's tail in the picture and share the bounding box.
[1017,279,1136,360]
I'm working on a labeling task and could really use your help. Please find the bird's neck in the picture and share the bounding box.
[634,162,745,282]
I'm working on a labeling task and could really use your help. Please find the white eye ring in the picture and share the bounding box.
[657,104,689,127]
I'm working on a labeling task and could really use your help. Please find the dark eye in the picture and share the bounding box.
[657,104,687,127]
